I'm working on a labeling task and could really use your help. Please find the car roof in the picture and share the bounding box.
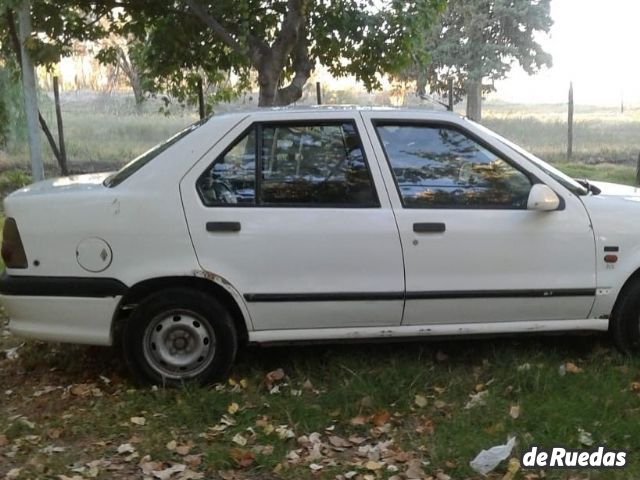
[207,105,465,122]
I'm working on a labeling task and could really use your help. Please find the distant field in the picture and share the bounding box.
[0,93,638,186]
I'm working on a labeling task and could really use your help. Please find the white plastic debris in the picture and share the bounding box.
[469,436,516,475]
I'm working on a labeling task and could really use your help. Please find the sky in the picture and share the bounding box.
[493,0,640,105]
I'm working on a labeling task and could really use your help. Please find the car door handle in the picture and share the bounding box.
[206,221,241,232]
[413,222,446,233]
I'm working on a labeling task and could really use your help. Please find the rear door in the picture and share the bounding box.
[180,112,405,331]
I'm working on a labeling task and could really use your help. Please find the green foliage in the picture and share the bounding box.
[0,167,30,190]
[0,65,26,147]
[408,0,553,100]
[97,0,445,105]
[311,0,446,91]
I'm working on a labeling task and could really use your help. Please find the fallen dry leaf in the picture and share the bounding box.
[130,416,146,426]
[464,390,489,409]
[183,454,203,468]
[152,463,186,480]
[565,362,582,374]
[329,435,351,448]
[350,415,369,426]
[372,410,391,427]
[175,443,192,456]
[70,383,101,397]
[630,382,640,392]
[501,457,521,480]
[365,460,383,471]
[5,468,21,480]
[227,402,239,414]
[140,458,164,476]
[117,443,136,454]
[179,470,204,480]
[275,425,295,440]
[414,394,428,408]
[265,368,285,387]
[167,440,177,451]
[509,405,521,419]
[405,459,426,479]
[232,433,247,446]
[230,447,255,468]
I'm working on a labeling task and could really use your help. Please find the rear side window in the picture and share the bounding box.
[197,122,378,207]
[376,124,532,209]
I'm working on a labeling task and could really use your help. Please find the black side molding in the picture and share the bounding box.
[0,272,128,298]
[206,221,241,233]
[245,288,596,303]
[413,222,446,233]
[405,288,596,300]
[245,291,405,303]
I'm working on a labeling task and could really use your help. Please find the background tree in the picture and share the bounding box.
[107,0,445,107]
[410,0,552,121]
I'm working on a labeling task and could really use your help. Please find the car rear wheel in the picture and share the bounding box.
[610,280,640,353]
[122,288,237,386]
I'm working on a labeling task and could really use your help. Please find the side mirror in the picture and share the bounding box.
[527,184,560,211]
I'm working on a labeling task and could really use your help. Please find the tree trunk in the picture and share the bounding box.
[257,68,279,107]
[17,0,44,181]
[117,48,144,109]
[465,79,482,122]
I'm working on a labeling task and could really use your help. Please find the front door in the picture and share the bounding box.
[362,114,596,326]
[181,113,405,331]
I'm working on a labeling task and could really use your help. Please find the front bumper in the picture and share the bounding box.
[0,273,127,346]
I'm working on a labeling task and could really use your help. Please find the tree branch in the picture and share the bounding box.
[275,20,313,106]
[185,0,247,57]
[271,0,306,65]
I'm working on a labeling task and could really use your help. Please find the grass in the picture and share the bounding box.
[1,331,640,479]
[2,96,640,478]
[483,104,640,165]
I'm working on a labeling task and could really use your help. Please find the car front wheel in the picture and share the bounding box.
[610,280,640,353]
[122,288,238,386]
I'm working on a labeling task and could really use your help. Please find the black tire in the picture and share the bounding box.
[122,287,238,386]
[610,280,640,353]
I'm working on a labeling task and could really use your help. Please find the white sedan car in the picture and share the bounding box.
[1,107,638,385]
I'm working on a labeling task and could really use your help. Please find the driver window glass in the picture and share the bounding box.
[376,124,532,209]
[197,129,256,206]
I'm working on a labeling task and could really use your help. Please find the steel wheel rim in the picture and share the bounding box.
[142,309,216,379]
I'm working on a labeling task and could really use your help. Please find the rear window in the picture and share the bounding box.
[104,120,205,187]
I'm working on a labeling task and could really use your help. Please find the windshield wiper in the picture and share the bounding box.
[575,178,601,195]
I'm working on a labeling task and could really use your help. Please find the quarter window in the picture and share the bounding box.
[197,128,256,205]
[198,122,378,207]
[376,124,532,209]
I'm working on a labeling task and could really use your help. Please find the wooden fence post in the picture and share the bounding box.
[53,76,68,175]
[316,82,322,105]
[447,78,454,111]
[197,77,205,120]
[567,82,574,160]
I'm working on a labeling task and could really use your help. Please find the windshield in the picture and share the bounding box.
[465,118,589,196]
[104,119,206,187]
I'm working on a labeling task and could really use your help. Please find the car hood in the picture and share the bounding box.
[6,172,113,198]
[590,181,640,198]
